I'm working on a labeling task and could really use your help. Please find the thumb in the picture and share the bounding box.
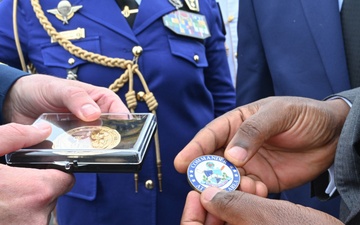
[201,187,343,225]
[224,98,290,166]
[201,187,251,224]
[0,122,51,156]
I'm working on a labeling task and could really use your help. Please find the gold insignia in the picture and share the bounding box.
[121,6,139,18]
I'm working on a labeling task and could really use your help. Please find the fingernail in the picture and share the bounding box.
[32,122,51,132]
[227,146,248,163]
[203,187,221,202]
[81,104,98,117]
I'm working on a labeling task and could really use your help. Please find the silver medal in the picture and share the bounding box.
[47,0,83,24]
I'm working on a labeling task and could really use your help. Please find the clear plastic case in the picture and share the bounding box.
[6,113,157,173]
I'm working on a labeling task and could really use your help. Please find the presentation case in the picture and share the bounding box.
[6,113,157,173]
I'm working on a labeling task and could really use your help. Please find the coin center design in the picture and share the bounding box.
[52,126,121,149]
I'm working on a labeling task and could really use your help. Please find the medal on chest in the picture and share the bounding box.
[163,0,211,39]
[47,0,83,24]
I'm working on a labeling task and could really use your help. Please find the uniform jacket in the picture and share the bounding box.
[235,0,352,217]
[0,0,235,224]
[0,64,28,124]
[333,88,360,225]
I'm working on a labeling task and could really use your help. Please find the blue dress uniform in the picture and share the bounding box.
[0,0,235,224]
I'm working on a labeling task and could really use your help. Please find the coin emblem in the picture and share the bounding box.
[187,155,240,192]
[52,126,121,149]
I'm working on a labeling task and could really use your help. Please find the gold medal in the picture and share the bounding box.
[52,126,121,150]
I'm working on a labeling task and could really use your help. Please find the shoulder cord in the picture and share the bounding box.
[19,0,163,192]
[13,0,27,72]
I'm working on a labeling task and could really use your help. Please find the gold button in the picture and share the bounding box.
[194,55,199,62]
[132,46,143,57]
[68,58,75,65]
[228,15,234,22]
[145,180,154,190]
[137,91,145,101]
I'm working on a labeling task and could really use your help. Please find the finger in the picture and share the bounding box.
[238,175,268,197]
[180,191,206,225]
[87,87,130,114]
[224,98,293,166]
[50,84,102,121]
[55,80,129,119]
[174,110,241,173]
[201,187,248,225]
[11,75,129,123]
[201,187,343,225]
[0,164,74,220]
[201,188,265,225]
[0,122,51,156]
[38,169,75,197]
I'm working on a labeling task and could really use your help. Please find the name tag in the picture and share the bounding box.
[51,27,85,43]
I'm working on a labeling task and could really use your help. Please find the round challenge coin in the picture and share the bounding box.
[187,155,240,192]
[52,126,121,150]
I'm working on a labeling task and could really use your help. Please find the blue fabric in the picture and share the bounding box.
[0,64,28,124]
[235,0,351,218]
[0,0,235,224]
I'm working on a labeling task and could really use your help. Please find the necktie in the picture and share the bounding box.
[115,0,139,27]
[341,0,360,88]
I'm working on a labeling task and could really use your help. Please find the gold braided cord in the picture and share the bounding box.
[30,0,162,192]
[31,0,129,68]
[13,0,27,72]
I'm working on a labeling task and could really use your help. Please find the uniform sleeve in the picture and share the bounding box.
[203,0,236,117]
[0,64,29,124]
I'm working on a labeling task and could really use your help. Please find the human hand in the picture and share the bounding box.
[3,74,129,124]
[174,96,349,194]
[0,122,74,225]
[180,187,343,225]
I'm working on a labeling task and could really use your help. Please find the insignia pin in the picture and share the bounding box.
[187,155,240,193]
[185,0,200,12]
[121,6,139,18]
[168,0,183,9]
[47,0,83,24]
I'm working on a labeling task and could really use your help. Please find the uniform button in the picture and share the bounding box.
[145,180,154,190]
[194,54,199,62]
[228,15,234,23]
[137,91,145,101]
[132,46,143,57]
[68,58,75,65]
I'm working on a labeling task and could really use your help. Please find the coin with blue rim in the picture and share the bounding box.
[187,155,240,192]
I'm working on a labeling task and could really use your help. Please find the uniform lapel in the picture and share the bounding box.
[300,0,351,93]
[76,0,137,42]
[132,0,175,34]
[75,0,175,41]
